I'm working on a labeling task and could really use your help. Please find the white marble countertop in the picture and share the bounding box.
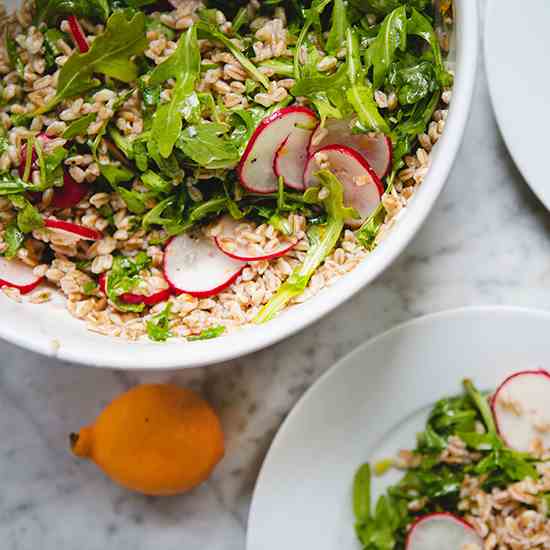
[3,22,550,550]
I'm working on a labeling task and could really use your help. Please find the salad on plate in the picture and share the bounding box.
[353,371,550,550]
[0,0,453,341]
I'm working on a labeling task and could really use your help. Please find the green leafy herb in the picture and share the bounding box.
[353,378,542,550]
[293,0,333,79]
[2,223,24,259]
[10,195,44,233]
[177,122,240,169]
[105,253,151,312]
[36,0,110,24]
[255,170,357,323]
[346,29,389,133]
[43,28,66,70]
[408,8,452,87]
[325,0,348,54]
[149,25,201,158]
[146,303,173,342]
[63,112,97,139]
[198,21,269,88]
[36,10,147,114]
[82,280,98,295]
[187,325,226,341]
[365,5,407,89]
[6,35,25,78]
[0,173,43,195]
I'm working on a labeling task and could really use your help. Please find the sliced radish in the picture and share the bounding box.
[309,119,392,178]
[50,173,89,209]
[164,233,246,298]
[304,145,383,227]
[273,117,316,190]
[213,215,297,261]
[98,273,172,306]
[44,219,103,241]
[239,106,318,193]
[19,134,89,209]
[491,370,550,452]
[67,15,89,53]
[406,513,482,550]
[0,257,43,295]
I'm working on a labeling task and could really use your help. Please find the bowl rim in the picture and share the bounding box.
[0,1,479,369]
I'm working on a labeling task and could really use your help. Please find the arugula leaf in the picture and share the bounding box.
[346,29,389,134]
[82,280,98,295]
[36,0,110,23]
[391,90,439,168]
[2,223,24,259]
[325,0,348,54]
[150,25,201,158]
[146,303,173,342]
[36,10,147,114]
[100,163,134,186]
[353,463,372,523]
[197,21,269,88]
[141,170,171,195]
[10,195,44,233]
[187,325,226,341]
[0,129,8,157]
[117,187,147,214]
[0,173,43,195]
[259,59,294,77]
[177,122,240,169]
[43,28,65,70]
[108,128,134,160]
[293,0,333,79]
[62,112,97,139]
[255,170,356,323]
[408,8,452,87]
[355,201,386,250]
[388,59,437,105]
[6,35,25,78]
[365,5,407,89]
[105,253,151,312]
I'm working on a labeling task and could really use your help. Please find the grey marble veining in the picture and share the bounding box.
[2,20,550,550]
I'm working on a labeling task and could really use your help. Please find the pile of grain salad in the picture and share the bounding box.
[0,0,453,342]
[353,371,550,550]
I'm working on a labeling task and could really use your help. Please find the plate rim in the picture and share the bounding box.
[484,0,550,211]
[246,305,550,549]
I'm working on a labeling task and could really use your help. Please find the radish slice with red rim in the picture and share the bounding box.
[239,106,318,193]
[44,219,103,241]
[309,119,392,178]
[213,215,297,262]
[0,257,43,295]
[98,273,172,306]
[406,513,482,550]
[273,116,316,190]
[304,145,383,227]
[491,369,550,452]
[163,233,246,298]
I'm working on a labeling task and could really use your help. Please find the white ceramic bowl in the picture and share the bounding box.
[0,1,478,369]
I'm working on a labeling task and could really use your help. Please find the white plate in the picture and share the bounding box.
[0,1,478,368]
[247,306,550,550]
[485,0,550,210]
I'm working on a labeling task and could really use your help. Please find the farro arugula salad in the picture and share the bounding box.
[0,0,453,341]
[353,371,550,550]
